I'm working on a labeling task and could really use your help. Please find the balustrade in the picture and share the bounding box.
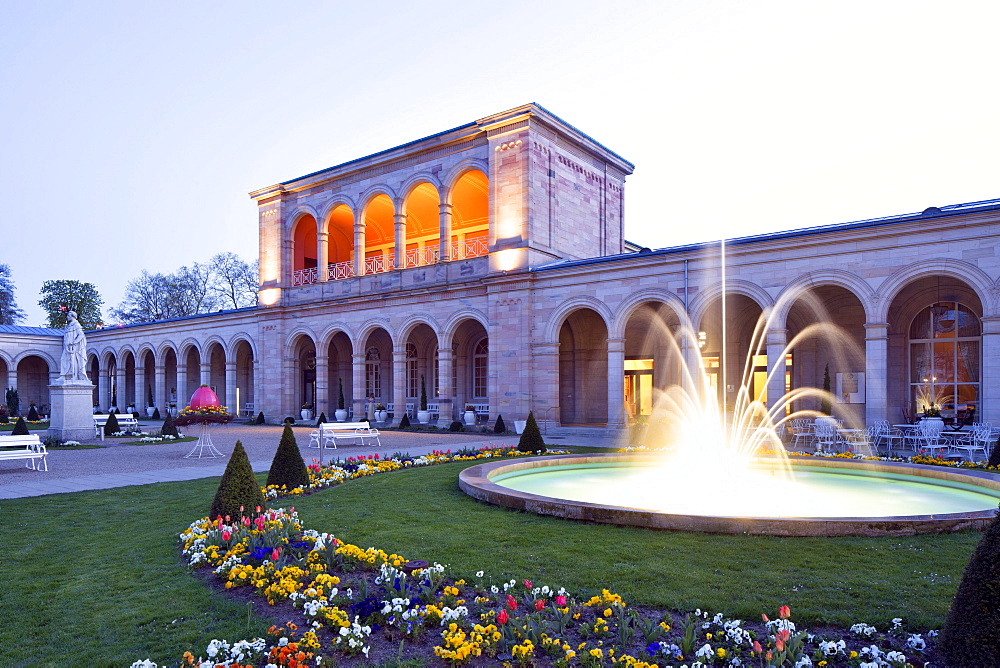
[404,244,440,268]
[291,266,319,286]
[450,237,489,260]
[327,260,355,280]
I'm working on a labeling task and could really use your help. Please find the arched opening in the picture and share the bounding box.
[292,214,319,286]
[887,277,982,423]
[183,346,201,407]
[406,324,439,415]
[363,194,395,274]
[234,340,255,418]
[16,356,50,416]
[88,354,99,407]
[0,357,8,397]
[622,302,683,422]
[452,319,488,420]
[207,343,226,402]
[559,309,608,425]
[362,328,393,407]
[105,352,119,410]
[402,183,441,268]
[697,294,765,414]
[785,286,866,421]
[141,350,156,412]
[450,169,489,259]
[292,335,317,413]
[326,204,356,280]
[122,351,136,411]
[163,348,178,414]
[325,332,352,417]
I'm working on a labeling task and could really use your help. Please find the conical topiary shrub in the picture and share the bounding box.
[161,414,179,438]
[940,506,1000,664]
[11,416,29,436]
[209,441,265,520]
[254,411,265,425]
[26,404,39,421]
[988,436,1000,469]
[398,413,411,428]
[315,412,327,427]
[152,407,161,420]
[266,423,310,491]
[449,420,464,432]
[494,414,506,434]
[517,411,545,454]
[103,411,120,437]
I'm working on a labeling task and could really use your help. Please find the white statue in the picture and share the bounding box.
[60,311,89,382]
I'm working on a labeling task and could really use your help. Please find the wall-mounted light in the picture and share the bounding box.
[697,331,707,350]
[259,288,281,306]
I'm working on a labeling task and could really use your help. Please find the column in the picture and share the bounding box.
[225,361,237,417]
[133,363,144,413]
[979,316,1000,424]
[438,203,453,262]
[864,322,889,424]
[317,231,329,281]
[98,360,109,411]
[436,345,453,427]
[154,364,166,414]
[392,345,406,424]
[315,354,329,417]
[354,223,365,276]
[352,352,366,420]
[606,338,626,430]
[393,213,406,269]
[531,342,560,426]
[200,362,211,387]
[176,366,188,408]
[765,328,788,415]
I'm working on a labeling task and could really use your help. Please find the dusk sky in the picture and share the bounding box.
[2,1,998,327]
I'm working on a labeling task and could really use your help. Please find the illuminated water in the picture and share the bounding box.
[492,462,1000,518]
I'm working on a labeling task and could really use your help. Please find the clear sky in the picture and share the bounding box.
[2,1,998,327]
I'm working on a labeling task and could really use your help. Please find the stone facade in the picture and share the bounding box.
[2,103,999,434]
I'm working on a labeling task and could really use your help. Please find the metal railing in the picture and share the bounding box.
[327,260,355,280]
[404,244,440,268]
[291,267,319,286]
[364,254,391,275]
[450,237,489,260]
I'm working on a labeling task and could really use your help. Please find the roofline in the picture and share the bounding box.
[532,198,1000,274]
[87,305,258,333]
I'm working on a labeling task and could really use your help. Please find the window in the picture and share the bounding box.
[406,343,418,397]
[473,338,488,398]
[909,302,980,417]
[365,347,381,400]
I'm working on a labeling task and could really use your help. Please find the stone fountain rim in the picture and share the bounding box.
[458,453,1000,537]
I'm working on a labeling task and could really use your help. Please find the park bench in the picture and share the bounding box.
[308,421,380,449]
[93,413,141,440]
[0,434,48,471]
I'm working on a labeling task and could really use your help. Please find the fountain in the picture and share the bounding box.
[461,275,1000,536]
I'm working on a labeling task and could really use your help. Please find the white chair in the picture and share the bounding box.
[873,420,904,456]
[911,420,949,457]
[814,422,840,454]
[951,426,993,461]
[790,419,814,450]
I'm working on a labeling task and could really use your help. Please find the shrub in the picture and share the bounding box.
[494,414,506,433]
[0,405,8,424]
[517,411,546,453]
[209,441,265,521]
[266,423,310,491]
[161,414,179,438]
[315,412,327,427]
[419,375,427,411]
[152,407,161,420]
[26,404,39,421]
[132,411,141,421]
[449,420,464,432]
[398,413,411,428]
[337,378,345,410]
[5,387,19,418]
[103,412,120,437]
[283,416,296,425]
[254,411,265,425]
[988,436,1000,469]
[940,506,1000,664]
[11,416,29,435]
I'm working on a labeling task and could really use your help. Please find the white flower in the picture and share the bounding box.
[907,633,926,651]
[476,570,484,578]
[695,643,714,658]
[793,657,813,667]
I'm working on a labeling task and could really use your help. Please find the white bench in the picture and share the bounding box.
[308,421,380,449]
[0,434,48,471]
[93,413,141,440]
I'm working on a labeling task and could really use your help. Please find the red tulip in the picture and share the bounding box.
[761,613,769,622]
[555,595,567,606]
[753,641,763,654]
[778,629,791,642]
[222,530,231,541]
[272,548,280,561]
[523,579,532,589]
[778,605,791,619]
[506,595,517,610]
[497,609,509,624]
[534,599,545,611]
[775,638,785,652]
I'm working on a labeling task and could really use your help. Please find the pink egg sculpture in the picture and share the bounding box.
[189,385,221,408]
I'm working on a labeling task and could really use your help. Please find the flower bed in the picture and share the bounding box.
[141,446,941,666]
[174,405,234,427]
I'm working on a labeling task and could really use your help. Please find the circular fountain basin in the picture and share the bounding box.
[458,454,1000,536]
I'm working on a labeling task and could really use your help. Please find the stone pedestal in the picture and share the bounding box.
[49,381,96,442]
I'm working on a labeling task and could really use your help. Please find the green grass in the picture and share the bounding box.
[0,458,982,665]
[0,421,49,431]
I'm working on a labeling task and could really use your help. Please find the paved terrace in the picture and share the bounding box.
[0,422,550,499]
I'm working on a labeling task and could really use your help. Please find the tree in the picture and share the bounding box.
[517,411,546,453]
[0,264,25,325]
[38,280,104,329]
[266,424,310,490]
[210,252,258,309]
[210,441,265,520]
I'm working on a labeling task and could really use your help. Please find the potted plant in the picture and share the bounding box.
[463,403,477,426]
[417,374,431,424]
[334,378,348,422]
[300,403,313,421]
[146,384,155,417]
[375,402,387,423]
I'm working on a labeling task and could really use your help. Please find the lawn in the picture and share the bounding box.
[0,456,981,665]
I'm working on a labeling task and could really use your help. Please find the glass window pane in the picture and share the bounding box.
[910,342,930,383]
[958,304,981,337]
[932,304,956,338]
[955,384,978,411]
[909,309,930,339]
[933,342,955,383]
[957,341,980,382]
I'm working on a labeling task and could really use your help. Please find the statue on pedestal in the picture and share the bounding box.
[59,311,89,382]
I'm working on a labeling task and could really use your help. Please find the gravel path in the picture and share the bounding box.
[0,421,526,499]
